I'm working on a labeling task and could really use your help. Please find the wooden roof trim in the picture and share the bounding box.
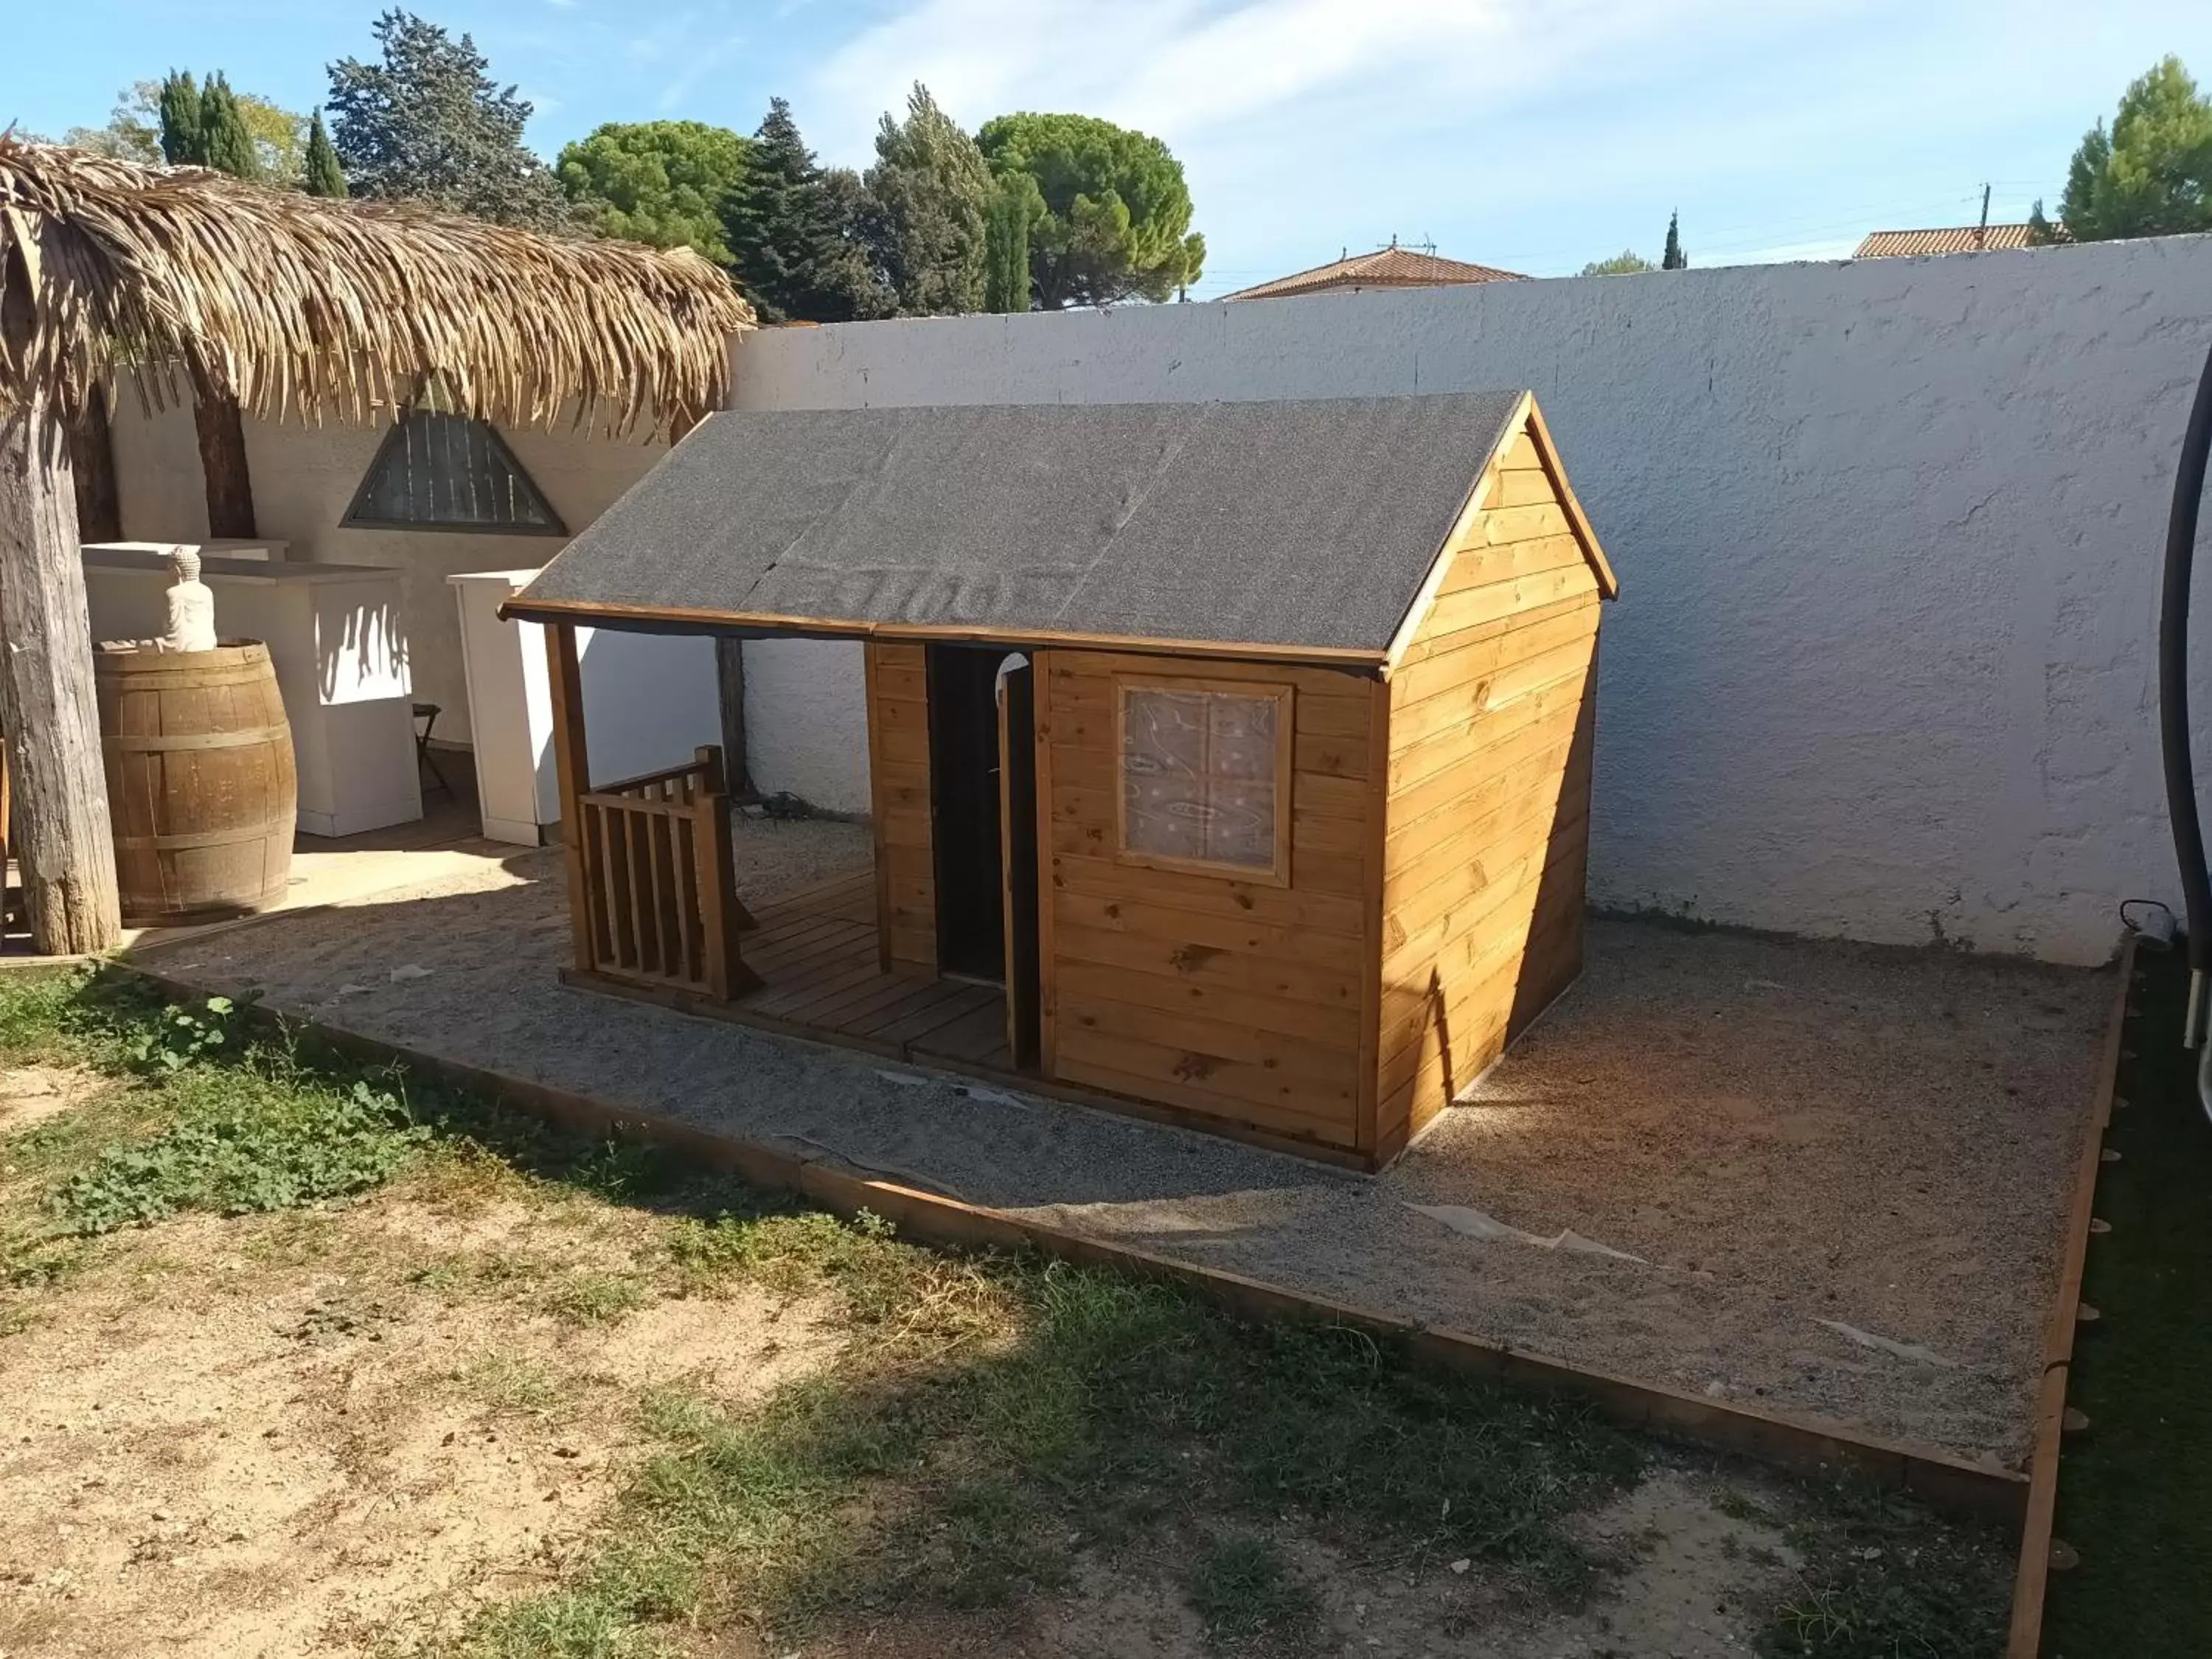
[498,595,1391,672]
[1377,392,1617,677]
[1525,397,1618,600]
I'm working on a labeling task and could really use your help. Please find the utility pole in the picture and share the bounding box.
[1977,183,1992,249]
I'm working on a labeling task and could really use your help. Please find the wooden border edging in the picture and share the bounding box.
[105,959,2028,1530]
[2005,933,2135,1658]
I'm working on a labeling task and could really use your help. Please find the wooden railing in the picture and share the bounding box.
[572,745,759,999]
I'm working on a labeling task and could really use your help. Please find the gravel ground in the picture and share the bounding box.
[135,822,2112,1466]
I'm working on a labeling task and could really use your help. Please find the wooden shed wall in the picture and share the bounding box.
[1374,420,1602,1158]
[1037,648,1386,1154]
[863,641,937,971]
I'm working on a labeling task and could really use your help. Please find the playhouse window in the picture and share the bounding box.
[1116,677,1293,883]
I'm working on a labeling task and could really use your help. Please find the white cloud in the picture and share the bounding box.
[805,0,1861,155]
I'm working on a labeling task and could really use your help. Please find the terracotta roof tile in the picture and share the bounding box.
[1853,223,2037,258]
[1222,246,1526,301]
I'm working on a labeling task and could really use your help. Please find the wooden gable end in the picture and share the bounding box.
[1368,397,1608,1160]
[1382,394,1615,675]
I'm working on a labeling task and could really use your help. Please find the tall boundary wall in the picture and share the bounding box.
[730,236,2212,965]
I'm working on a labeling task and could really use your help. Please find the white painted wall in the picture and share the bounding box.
[108,400,669,744]
[740,639,872,814]
[731,237,2212,965]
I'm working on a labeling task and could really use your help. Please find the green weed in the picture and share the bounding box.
[1757,1481,2008,1658]
[50,1066,429,1235]
[1189,1533,1317,1650]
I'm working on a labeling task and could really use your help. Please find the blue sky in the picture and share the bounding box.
[9,1,2209,295]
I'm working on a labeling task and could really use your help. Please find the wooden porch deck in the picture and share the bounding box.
[702,869,1014,1072]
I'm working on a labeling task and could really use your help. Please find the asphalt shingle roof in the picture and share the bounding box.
[511,393,1531,657]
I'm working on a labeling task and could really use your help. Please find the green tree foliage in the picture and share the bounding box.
[720,98,892,323]
[975,112,1203,307]
[303,111,347,198]
[66,80,163,163]
[1579,250,1655,276]
[114,75,303,178]
[157,72,204,166]
[198,73,262,181]
[864,83,995,315]
[2038,56,2212,242]
[557,120,748,262]
[326,9,566,229]
[1661,212,1686,270]
[984,174,1043,312]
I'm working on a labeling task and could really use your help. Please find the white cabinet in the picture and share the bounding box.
[448,570,723,846]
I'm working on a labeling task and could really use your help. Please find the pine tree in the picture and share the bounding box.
[722,98,891,323]
[303,111,347,197]
[157,71,204,166]
[326,10,566,229]
[983,175,1039,313]
[198,73,262,180]
[1662,211,1687,270]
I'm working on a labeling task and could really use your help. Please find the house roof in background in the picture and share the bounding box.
[1854,223,2036,258]
[1220,246,1528,301]
[508,393,1547,659]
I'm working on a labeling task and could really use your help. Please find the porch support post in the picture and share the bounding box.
[0,378,121,956]
[66,383,121,545]
[543,621,594,974]
[188,366,257,540]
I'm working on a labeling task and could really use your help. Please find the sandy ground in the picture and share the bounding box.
[1,1057,1821,1658]
[0,1169,839,1657]
[135,818,2112,1465]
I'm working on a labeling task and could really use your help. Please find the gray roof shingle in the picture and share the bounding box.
[512,392,1529,656]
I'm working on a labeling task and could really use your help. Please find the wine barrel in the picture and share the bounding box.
[94,641,296,925]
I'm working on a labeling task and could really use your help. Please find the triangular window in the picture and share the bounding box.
[342,393,567,535]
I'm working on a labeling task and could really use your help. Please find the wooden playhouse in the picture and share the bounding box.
[504,392,1615,1169]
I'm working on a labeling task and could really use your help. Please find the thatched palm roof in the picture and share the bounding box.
[0,136,754,436]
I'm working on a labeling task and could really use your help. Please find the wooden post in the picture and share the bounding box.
[543,622,594,975]
[188,366,257,539]
[66,384,121,546]
[714,637,749,796]
[0,382,122,955]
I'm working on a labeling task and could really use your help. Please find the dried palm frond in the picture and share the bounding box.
[0,135,754,437]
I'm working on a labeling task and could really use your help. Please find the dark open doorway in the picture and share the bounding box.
[927,644,1007,981]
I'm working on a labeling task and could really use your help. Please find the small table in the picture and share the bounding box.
[412,702,451,797]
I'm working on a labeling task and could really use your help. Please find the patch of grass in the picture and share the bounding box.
[1188,1534,1317,1651]
[0,969,86,1065]
[1757,1481,2009,1658]
[2040,946,2212,1659]
[541,1270,647,1325]
[461,1351,566,1414]
[467,1208,1646,1655]
[1714,1486,1783,1527]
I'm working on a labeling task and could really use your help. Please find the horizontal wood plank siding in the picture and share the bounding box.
[1040,648,1383,1152]
[866,641,937,973]
[1375,419,1602,1161]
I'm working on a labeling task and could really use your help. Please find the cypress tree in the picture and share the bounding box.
[157,71,204,166]
[1662,210,1687,270]
[303,110,347,197]
[983,177,1037,313]
[198,73,262,180]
